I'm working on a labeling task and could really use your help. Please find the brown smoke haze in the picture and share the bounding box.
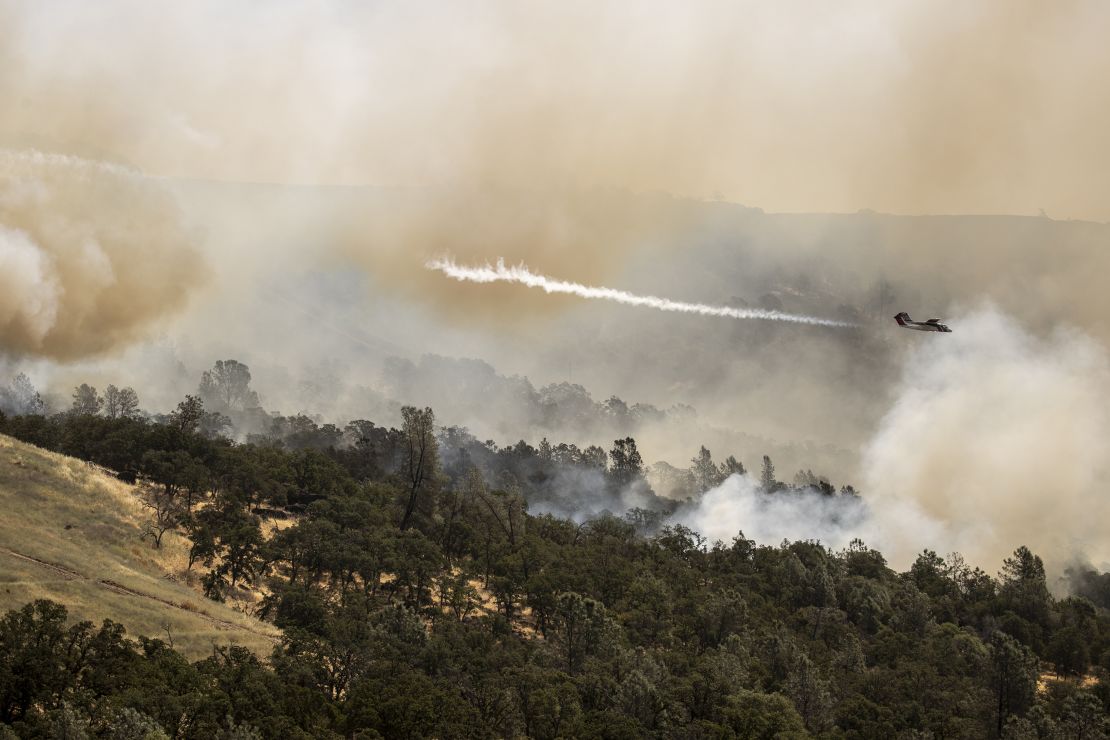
[4,2,1110,572]
[3,1,1110,334]
[0,151,205,360]
[4,1,1109,214]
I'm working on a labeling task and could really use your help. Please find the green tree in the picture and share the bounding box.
[720,689,807,739]
[719,455,746,479]
[999,546,1052,648]
[509,664,582,740]
[1046,626,1090,677]
[47,703,90,739]
[988,632,1040,738]
[581,444,608,470]
[608,437,643,489]
[785,653,832,732]
[1055,691,1108,739]
[142,449,210,512]
[620,573,674,646]
[691,446,722,493]
[696,589,748,649]
[103,385,141,419]
[0,601,134,725]
[759,455,778,492]
[170,395,204,434]
[554,592,621,674]
[399,406,438,531]
[106,707,170,739]
[219,515,265,589]
[537,437,553,464]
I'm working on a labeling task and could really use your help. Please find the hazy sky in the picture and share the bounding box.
[6,0,1110,364]
[2,0,1109,219]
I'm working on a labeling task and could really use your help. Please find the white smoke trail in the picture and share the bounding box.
[0,148,146,181]
[427,258,856,328]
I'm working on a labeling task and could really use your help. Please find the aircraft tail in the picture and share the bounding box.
[894,312,910,326]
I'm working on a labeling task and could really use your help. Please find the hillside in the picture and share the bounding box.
[0,409,1106,737]
[0,434,279,659]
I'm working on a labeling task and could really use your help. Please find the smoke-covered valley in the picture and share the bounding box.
[4,0,1110,581]
[8,185,1110,579]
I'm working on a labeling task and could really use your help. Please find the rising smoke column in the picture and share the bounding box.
[862,308,1110,571]
[427,258,855,328]
[674,307,1110,575]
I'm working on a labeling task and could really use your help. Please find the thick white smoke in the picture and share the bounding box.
[427,258,855,328]
[678,473,869,546]
[0,225,59,345]
[863,308,1110,569]
[677,308,1110,572]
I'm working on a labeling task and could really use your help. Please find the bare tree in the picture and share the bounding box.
[138,480,186,549]
[1,373,45,415]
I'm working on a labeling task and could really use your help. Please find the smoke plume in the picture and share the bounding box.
[428,258,855,328]
[0,150,205,360]
[678,474,869,547]
[676,308,1110,572]
[863,308,1110,569]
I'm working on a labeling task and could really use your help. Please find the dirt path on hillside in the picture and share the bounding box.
[0,546,278,642]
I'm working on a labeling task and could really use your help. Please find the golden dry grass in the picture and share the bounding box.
[433,567,542,638]
[0,434,280,659]
[1037,669,1102,695]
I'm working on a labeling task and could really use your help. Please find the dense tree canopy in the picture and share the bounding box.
[1,377,1108,739]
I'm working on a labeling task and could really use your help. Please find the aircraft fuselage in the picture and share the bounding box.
[894,312,952,333]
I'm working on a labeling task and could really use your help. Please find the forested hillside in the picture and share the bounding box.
[1,382,1108,739]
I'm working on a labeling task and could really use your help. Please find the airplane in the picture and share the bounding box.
[894,312,951,333]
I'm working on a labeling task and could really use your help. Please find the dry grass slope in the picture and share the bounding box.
[0,434,279,659]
